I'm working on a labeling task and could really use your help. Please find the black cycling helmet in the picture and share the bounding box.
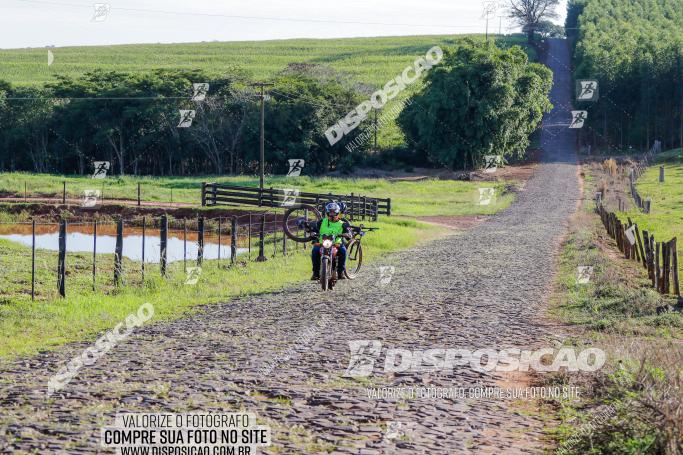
[325,202,341,216]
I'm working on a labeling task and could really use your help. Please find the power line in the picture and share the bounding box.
[13,0,489,30]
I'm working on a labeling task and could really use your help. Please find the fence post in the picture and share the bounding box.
[141,216,146,282]
[31,219,35,301]
[197,217,204,266]
[62,181,66,204]
[655,241,661,293]
[664,241,670,294]
[114,218,123,286]
[643,230,651,278]
[350,193,355,221]
[635,224,646,267]
[248,213,252,259]
[282,224,287,256]
[644,197,651,214]
[137,183,141,206]
[273,219,277,257]
[183,219,187,273]
[362,196,367,221]
[650,235,656,287]
[659,166,665,183]
[25,182,27,202]
[58,219,66,297]
[92,219,97,291]
[672,237,680,297]
[201,182,206,206]
[231,217,237,264]
[160,215,168,277]
[256,214,267,262]
[372,199,378,221]
[217,217,222,267]
[387,198,392,216]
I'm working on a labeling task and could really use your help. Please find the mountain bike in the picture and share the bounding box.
[282,204,378,280]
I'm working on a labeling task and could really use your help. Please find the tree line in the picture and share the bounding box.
[0,39,552,176]
[568,0,683,152]
[0,66,363,176]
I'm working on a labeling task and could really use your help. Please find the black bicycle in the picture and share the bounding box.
[281,203,378,280]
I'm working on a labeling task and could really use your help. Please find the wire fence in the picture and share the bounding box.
[628,140,661,213]
[596,202,680,296]
[0,212,307,301]
[1,181,195,208]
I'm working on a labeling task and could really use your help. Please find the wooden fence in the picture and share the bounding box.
[628,140,661,213]
[201,182,390,220]
[596,202,680,296]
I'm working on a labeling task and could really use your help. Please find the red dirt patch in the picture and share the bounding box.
[417,215,488,230]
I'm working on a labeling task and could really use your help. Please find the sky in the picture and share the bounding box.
[1,0,568,49]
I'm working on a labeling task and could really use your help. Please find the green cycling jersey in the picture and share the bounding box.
[316,218,350,245]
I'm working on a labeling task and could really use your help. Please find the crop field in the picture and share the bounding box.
[1,34,532,88]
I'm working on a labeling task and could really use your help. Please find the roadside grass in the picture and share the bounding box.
[0,173,516,217]
[0,215,446,360]
[544,165,683,454]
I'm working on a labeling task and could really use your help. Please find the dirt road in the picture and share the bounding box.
[0,39,580,454]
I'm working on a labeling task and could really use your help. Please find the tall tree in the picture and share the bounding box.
[398,39,552,170]
[506,0,560,43]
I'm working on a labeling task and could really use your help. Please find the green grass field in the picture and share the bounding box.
[0,173,516,217]
[0,173,517,359]
[1,35,532,88]
[619,149,683,279]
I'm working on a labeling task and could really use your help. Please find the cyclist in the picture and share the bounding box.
[311,202,350,281]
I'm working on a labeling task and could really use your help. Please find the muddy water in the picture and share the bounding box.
[0,223,247,263]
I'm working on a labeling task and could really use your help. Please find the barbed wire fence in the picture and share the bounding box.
[0,211,308,301]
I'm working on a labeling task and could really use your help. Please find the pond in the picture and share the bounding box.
[0,223,247,263]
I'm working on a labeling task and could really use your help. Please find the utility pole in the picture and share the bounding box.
[249,82,273,192]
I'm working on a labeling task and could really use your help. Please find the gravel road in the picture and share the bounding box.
[0,39,580,454]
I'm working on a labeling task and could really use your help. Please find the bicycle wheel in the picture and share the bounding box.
[282,204,321,242]
[344,239,363,279]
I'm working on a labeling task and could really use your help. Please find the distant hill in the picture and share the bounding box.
[0,34,532,88]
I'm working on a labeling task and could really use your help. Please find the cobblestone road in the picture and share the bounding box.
[0,39,580,454]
